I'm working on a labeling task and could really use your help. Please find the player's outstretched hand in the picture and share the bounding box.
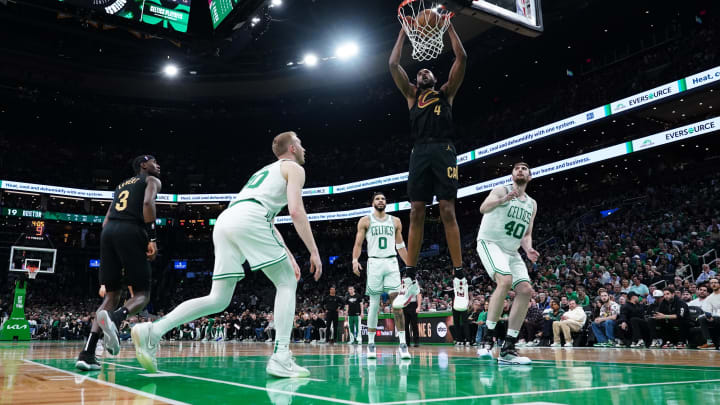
[352,260,363,277]
[146,241,158,261]
[526,248,539,263]
[310,252,323,281]
[98,285,106,298]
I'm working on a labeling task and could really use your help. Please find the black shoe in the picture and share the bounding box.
[500,336,518,356]
[76,351,101,371]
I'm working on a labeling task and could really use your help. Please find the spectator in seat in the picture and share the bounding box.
[648,286,689,349]
[592,289,620,347]
[551,299,587,347]
[519,299,544,347]
[697,278,720,349]
[619,292,647,347]
[540,299,564,346]
[696,264,717,285]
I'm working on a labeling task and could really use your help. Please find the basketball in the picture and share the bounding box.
[416,9,440,28]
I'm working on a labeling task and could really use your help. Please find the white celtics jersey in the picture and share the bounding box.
[477,185,535,252]
[233,159,290,218]
[366,213,396,259]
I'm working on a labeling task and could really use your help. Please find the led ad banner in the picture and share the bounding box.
[2,67,719,203]
[61,0,191,33]
[339,313,454,344]
[1,207,169,226]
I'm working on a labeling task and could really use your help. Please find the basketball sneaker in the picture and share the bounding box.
[367,343,377,359]
[497,337,531,365]
[97,310,120,356]
[398,343,411,360]
[132,322,159,373]
[266,351,310,378]
[75,351,101,371]
[477,330,495,359]
[392,277,420,309]
[95,339,104,359]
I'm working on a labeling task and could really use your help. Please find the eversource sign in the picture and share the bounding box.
[609,82,679,114]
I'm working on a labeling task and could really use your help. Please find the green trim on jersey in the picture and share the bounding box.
[479,240,510,275]
[212,272,245,281]
[250,254,288,271]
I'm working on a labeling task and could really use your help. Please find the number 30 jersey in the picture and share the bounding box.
[477,185,535,253]
[366,214,397,259]
[234,159,290,219]
[108,174,148,224]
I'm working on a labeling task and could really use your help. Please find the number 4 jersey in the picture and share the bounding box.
[477,185,535,253]
[233,159,290,219]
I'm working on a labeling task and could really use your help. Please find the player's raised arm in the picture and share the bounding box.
[389,28,417,108]
[285,161,322,281]
[521,200,539,262]
[440,23,467,105]
[352,217,369,276]
[394,217,409,265]
[479,185,516,214]
[143,176,161,261]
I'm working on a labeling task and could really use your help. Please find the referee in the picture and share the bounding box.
[323,287,343,344]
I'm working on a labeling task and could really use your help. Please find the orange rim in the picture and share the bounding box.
[397,0,455,19]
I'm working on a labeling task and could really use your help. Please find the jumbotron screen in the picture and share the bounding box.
[62,0,192,33]
[208,0,238,29]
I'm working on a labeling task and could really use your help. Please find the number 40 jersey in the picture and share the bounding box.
[234,159,291,219]
[477,185,535,253]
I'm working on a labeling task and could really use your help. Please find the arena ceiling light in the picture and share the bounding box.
[163,64,179,77]
[270,0,282,7]
[335,42,359,60]
[303,54,318,67]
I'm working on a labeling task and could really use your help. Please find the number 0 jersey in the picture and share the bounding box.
[366,213,397,259]
[108,174,148,224]
[477,185,535,253]
[234,159,290,219]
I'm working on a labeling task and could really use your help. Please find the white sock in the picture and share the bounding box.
[151,278,236,341]
[507,329,520,338]
[262,259,297,354]
[368,294,380,344]
[486,320,497,330]
[398,331,406,345]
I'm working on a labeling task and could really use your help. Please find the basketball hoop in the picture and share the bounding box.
[398,0,454,61]
[27,266,39,280]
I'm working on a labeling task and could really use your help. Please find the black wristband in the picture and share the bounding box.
[145,222,157,242]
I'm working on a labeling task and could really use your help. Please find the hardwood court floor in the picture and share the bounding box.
[2,340,719,404]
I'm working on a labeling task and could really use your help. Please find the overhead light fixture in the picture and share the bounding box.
[303,54,318,67]
[163,64,178,77]
[336,42,359,60]
[270,0,282,6]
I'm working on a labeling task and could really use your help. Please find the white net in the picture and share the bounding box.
[25,259,41,279]
[398,0,454,61]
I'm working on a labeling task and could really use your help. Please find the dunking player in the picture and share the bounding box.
[352,192,410,359]
[132,132,322,378]
[389,19,467,302]
[476,163,539,365]
[76,155,161,371]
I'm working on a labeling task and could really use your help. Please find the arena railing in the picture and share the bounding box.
[1,66,719,203]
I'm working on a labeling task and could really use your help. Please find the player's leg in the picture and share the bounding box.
[406,144,432,268]
[366,294,381,358]
[498,253,533,365]
[433,142,462,269]
[385,260,411,359]
[77,223,124,370]
[131,219,242,373]
[476,240,513,358]
[262,258,310,377]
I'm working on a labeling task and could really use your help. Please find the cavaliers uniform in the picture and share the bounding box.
[407,88,458,203]
[100,174,153,292]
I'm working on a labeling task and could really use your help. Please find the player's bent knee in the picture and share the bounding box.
[495,274,513,290]
[515,282,533,297]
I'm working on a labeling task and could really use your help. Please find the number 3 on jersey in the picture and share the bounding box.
[434,105,442,116]
[115,190,130,211]
[504,221,526,239]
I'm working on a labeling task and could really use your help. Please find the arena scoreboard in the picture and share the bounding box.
[208,0,238,29]
[61,0,192,33]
